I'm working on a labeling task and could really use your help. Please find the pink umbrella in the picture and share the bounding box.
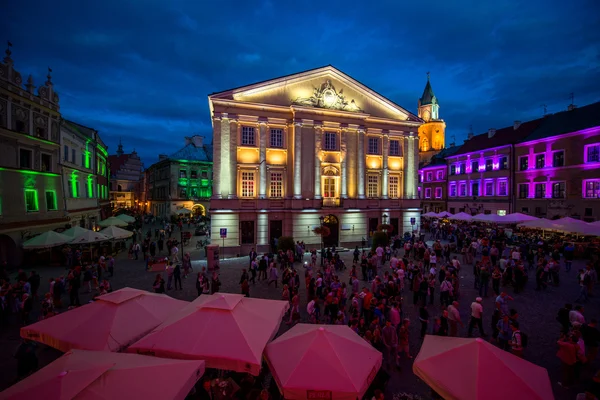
[265,324,382,400]
[21,288,187,352]
[0,349,204,400]
[128,293,289,376]
[413,336,554,400]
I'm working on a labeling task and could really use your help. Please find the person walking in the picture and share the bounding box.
[447,301,463,337]
[467,297,485,337]
[267,264,279,288]
[419,305,429,339]
[173,264,182,290]
[382,321,400,369]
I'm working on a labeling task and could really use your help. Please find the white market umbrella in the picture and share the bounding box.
[22,231,71,250]
[472,213,495,222]
[422,211,439,218]
[115,214,135,223]
[98,217,128,227]
[99,226,134,240]
[552,218,600,236]
[518,219,560,230]
[591,221,600,226]
[502,213,538,224]
[70,231,110,244]
[449,212,473,221]
[436,211,453,218]
[176,208,193,215]
[62,226,94,238]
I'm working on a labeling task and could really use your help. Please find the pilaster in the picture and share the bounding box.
[219,113,230,199]
[357,127,365,199]
[293,121,302,199]
[382,131,389,199]
[340,127,348,199]
[258,118,268,198]
[228,117,239,199]
[314,124,323,199]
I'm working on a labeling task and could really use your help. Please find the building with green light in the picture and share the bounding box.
[60,120,110,229]
[0,45,67,266]
[146,135,213,218]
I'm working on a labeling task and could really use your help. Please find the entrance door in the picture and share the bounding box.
[390,218,399,236]
[323,214,339,247]
[269,220,283,249]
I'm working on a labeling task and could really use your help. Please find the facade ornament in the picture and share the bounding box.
[46,67,53,85]
[4,41,12,63]
[25,74,35,93]
[292,80,362,112]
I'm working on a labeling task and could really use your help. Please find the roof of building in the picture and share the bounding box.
[63,119,97,139]
[168,143,213,162]
[520,101,600,143]
[419,77,437,106]
[421,145,461,168]
[450,118,543,157]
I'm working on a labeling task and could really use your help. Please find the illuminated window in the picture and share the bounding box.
[425,188,431,198]
[367,137,381,155]
[519,156,529,171]
[535,154,545,169]
[323,132,337,151]
[421,137,429,152]
[553,151,565,167]
[459,163,466,175]
[518,183,529,198]
[270,129,283,148]
[367,175,379,198]
[435,187,442,198]
[535,183,545,198]
[471,181,480,196]
[41,153,52,172]
[64,145,69,161]
[499,157,508,170]
[45,191,57,211]
[323,177,336,198]
[497,210,507,216]
[471,160,479,172]
[449,184,457,197]
[586,144,600,163]
[71,178,80,198]
[426,172,433,182]
[389,140,400,156]
[269,172,283,198]
[552,182,565,198]
[241,126,256,146]
[190,170,197,179]
[459,183,466,197]
[485,159,493,171]
[498,180,508,196]
[584,180,600,198]
[436,170,443,180]
[19,148,32,169]
[389,176,399,199]
[241,171,255,197]
[179,170,187,178]
[484,181,494,196]
[25,189,39,212]
[450,165,456,175]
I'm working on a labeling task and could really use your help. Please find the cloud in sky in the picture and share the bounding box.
[2,0,599,165]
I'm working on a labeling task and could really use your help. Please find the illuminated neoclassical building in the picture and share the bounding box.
[208,66,425,254]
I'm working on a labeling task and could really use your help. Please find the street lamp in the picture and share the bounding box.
[319,215,325,267]
[382,213,389,234]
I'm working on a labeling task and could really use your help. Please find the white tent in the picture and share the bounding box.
[62,226,94,238]
[175,208,193,215]
[22,231,71,249]
[472,213,496,222]
[552,217,600,236]
[115,214,135,223]
[70,231,110,244]
[99,226,134,240]
[501,213,539,224]
[591,221,600,226]
[422,211,439,217]
[98,217,128,227]
[449,212,473,221]
[436,211,453,218]
[518,219,560,230]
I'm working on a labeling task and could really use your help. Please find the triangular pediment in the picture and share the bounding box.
[209,65,418,121]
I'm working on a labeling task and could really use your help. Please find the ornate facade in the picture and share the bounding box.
[209,66,423,254]
[108,141,144,210]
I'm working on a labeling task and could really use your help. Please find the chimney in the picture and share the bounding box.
[158,154,168,161]
[488,128,496,138]
[568,104,577,111]
[513,121,521,130]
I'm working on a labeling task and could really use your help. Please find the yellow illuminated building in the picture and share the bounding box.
[417,74,446,163]
[209,66,426,253]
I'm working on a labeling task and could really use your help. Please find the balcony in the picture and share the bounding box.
[322,198,341,207]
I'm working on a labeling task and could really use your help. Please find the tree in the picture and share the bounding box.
[371,231,389,251]
[277,236,295,252]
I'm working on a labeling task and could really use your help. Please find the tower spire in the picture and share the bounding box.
[116,138,124,156]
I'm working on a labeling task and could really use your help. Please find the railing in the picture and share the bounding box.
[322,198,341,207]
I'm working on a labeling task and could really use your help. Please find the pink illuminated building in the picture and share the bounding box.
[514,102,600,221]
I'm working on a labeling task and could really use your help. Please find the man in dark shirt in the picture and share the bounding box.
[581,318,600,363]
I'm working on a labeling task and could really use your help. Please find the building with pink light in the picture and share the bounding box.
[514,102,600,221]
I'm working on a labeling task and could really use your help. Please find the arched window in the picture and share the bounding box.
[421,138,429,152]
[117,184,122,192]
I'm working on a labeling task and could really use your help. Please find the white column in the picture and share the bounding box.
[257,212,268,245]
[259,119,267,198]
[404,133,417,199]
[220,113,231,198]
[314,125,322,199]
[382,132,389,199]
[211,116,222,198]
[357,128,365,199]
[228,118,238,199]
[293,121,302,199]
[340,128,348,199]
[413,133,420,197]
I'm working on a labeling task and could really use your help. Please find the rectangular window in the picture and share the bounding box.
[367,175,379,198]
[425,188,431,198]
[499,156,508,170]
[435,187,442,198]
[498,180,508,196]
[71,149,76,164]
[241,126,256,146]
[485,181,494,196]
[471,161,479,172]
[324,132,337,151]
[485,159,493,171]
[389,140,400,156]
[586,144,600,163]
[519,156,529,171]
[471,181,480,196]
[64,145,69,161]
[190,170,197,179]
[459,183,466,197]
[323,177,336,198]
[518,183,529,199]
[270,172,283,198]
[45,191,57,211]
[450,165,456,175]
[25,189,39,212]
[40,154,52,172]
[179,188,187,198]
[241,171,255,197]
[553,151,564,167]
[426,172,433,181]
[19,148,32,169]
[81,152,86,167]
[179,170,187,178]
[552,182,566,198]
[389,176,399,198]
[367,137,380,154]
[240,221,255,244]
[270,129,283,148]
[449,184,457,197]
[535,183,546,198]
[584,180,600,198]
[436,170,443,180]
[458,163,465,175]
[201,170,208,178]
[535,154,545,169]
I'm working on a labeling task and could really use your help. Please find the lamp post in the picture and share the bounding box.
[319,215,325,267]
[382,213,389,234]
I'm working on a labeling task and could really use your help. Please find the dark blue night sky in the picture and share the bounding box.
[3,0,599,165]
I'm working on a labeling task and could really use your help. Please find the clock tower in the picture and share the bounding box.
[417,73,446,163]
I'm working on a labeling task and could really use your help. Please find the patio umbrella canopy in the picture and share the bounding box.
[62,226,94,238]
[69,230,110,244]
[264,324,382,400]
[127,293,289,376]
[518,218,560,230]
[22,231,71,249]
[413,336,554,400]
[422,211,439,217]
[552,217,600,236]
[21,288,188,352]
[100,226,134,240]
[98,217,128,227]
[436,211,453,218]
[448,212,473,221]
[0,349,205,400]
[176,208,193,215]
[115,213,136,223]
